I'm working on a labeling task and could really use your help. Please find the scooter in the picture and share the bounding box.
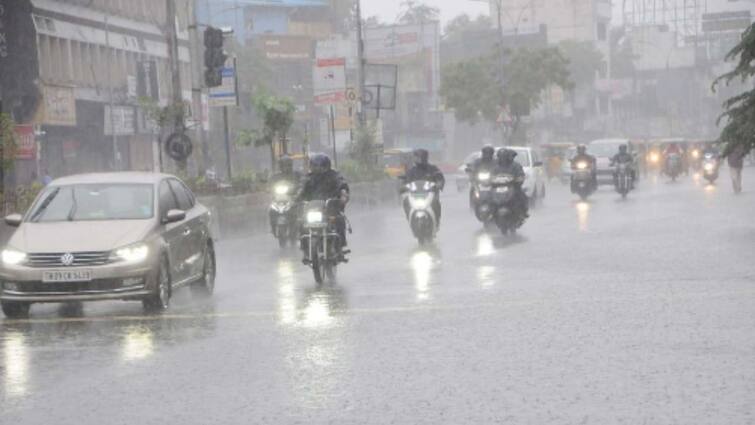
[614,162,632,199]
[665,153,682,181]
[479,173,526,235]
[269,181,298,248]
[571,160,596,201]
[402,180,439,245]
[702,153,720,184]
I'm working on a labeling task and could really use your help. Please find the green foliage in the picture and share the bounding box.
[340,124,386,183]
[137,97,188,131]
[0,113,18,173]
[237,94,296,170]
[397,0,439,24]
[558,40,604,87]
[713,23,755,156]
[440,47,574,127]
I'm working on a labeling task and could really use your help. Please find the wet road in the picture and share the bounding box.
[2,169,754,424]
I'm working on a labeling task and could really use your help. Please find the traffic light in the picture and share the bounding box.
[204,26,227,87]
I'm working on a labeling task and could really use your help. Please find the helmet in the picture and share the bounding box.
[279,155,293,173]
[413,149,429,166]
[577,145,587,155]
[481,145,495,161]
[619,144,628,154]
[309,153,332,175]
[496,148,517,164]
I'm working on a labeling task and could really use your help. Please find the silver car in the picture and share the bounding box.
[0,172,215,318]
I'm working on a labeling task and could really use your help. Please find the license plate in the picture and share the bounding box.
[495,187,509,193]
[277,217,288,225]
[43,269,93,283]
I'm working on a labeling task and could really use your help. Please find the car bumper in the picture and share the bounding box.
[0,262,156,303]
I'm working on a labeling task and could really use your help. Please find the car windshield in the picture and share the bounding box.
[588,143,623,157]
[28,184,154,222]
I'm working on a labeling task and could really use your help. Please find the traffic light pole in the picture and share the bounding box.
[166,0,185,169]
[223,105,232,180]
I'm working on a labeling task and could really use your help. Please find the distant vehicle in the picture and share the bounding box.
[588,138,636,185]
[401,180,440,245]
[457,146,546,204]
[0,173,215,318]
[702,152,720,184]
[615,162,632,199]
[299,199,347,285]
[384,148,414,179]
[571,156,597,201]
[269,179,299,249]
[560,146,578,184]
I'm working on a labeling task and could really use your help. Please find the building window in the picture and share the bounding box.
[597,22,607,41]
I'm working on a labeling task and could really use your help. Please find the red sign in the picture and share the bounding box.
[14,125,36,160]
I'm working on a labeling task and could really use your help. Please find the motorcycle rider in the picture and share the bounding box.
[404,149,445,224]
[570,144,597,189]
[467,145,496,208]
[610,144,636,189]
[269,155,301,234]
[297,154,350,254]
[662,142,683,175]
[493,148,529,220]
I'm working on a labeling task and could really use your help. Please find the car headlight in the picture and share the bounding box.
[478,172,491,181]
[576,162,588,170]
[306,211,323,224]
[2,249,27,266]
[111,243,149,264]
[274,184,290,195]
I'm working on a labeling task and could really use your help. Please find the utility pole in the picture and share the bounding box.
[104,14,118,170]
[166,0,184,170]
[355,0,367,126]
[190,2,211,174]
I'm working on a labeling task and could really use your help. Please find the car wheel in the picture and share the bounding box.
[191,242,216,298]
[1,301,30,319]
[143,256,171,313]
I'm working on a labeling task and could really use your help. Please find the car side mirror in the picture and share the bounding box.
[162,209,186,224]
[533,161,544,167]
[4,214,23,227]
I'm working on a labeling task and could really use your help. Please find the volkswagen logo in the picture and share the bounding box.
[60,253,75,266]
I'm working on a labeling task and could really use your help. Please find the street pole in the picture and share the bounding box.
[104,14,118,170]
[355,0,367,126]
[329,105,337,168]
[223,105,232,180]
[166,0,184,169]
[190,1,211,174]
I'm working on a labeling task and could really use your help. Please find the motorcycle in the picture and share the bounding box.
[665,153,682,181]
[614,162,632,199]
[402,180,439,245]
[571,160,595,201]
[701,153,720,184]
[270,181,298,248]
[689,148,702,172]
[471,170,492,219]
[478,173,526,235]
[300,199,347,284]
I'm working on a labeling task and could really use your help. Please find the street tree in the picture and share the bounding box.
[558,40,604,88]
[441,47,573,143]
[713,23,755,156]
[0,113,19,184]
[237,94,296,172]
[397,0,439,24]
[444,14,492,41]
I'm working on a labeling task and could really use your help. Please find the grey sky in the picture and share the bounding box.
[361,0,489,26]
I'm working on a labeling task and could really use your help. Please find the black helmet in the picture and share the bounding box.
[413,149,429,166]
[497,148,517,164]
[481,145,495,161]
[309,153,332,174]
[279,155,293,173]
[619,144,628,153]
[577,145,587,155]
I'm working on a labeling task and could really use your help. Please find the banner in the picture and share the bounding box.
[313,58,346,106]
[14,124,35,160]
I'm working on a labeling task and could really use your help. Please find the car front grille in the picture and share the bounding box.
[26,252,111,268]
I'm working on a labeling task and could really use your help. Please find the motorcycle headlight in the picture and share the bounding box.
[704,163,715,172]
[692,150,700,159]
[576,162,588,170]
[1,249,27,266]
[306,211,323,224]
[274,184,290,196]
[413,198,430,209]
[478,172,491,181]
[111,243,149,264]
[649,153,660,163]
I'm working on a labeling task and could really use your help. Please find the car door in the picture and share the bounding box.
[168,179,206,280]
[158,180,191,284]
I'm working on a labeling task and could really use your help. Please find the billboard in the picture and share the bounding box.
[255,35,312,61]
[14,125,36,160]
[313,58,346,106]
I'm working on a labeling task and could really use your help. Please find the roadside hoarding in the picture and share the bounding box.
[313,57,346,106]
[255,35,312,61]
[14,125,35,160]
